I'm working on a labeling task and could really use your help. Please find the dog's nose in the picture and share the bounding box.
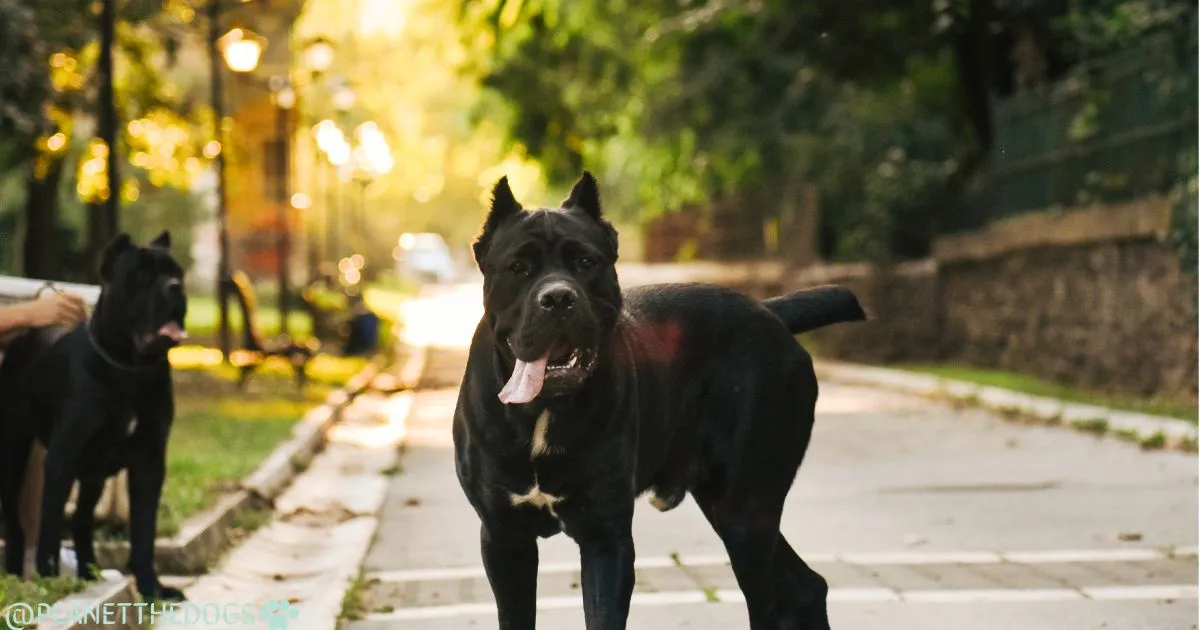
[537,285,576,311]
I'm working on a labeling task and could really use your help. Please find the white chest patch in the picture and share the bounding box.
[530,409,554,458]
[126,417,138,436]
[509,484,563,517]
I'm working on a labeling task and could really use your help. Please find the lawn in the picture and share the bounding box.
[897,363,1198,423]
[185,279,414,348]
[149,347,368,536]
[185,294,313,340]
[0,575,84,613]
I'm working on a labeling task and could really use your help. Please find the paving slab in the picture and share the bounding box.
[348,280,1197,630]
[155,390,412,630]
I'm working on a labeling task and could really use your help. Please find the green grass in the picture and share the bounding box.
[340,572,377,621]
[897,364,1198,423]
[1071,418,1110,436]
[0,575,85,611]
[184,294,312,339]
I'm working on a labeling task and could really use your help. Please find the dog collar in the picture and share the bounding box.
[86,326,167,373]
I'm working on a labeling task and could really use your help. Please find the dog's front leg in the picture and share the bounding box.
[35,405,100,579]
[127,427,184,601]
[70,479,104,579]
[481,524,538,630]
[578,528,635,630]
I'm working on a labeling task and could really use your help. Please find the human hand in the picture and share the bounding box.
[20,292,88,328]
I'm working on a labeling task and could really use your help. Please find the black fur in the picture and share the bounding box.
[454,174,865,629]
[0,232,188,601]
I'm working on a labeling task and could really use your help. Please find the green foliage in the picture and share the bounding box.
[463,0,1196,261]
[1169,147,1197,274]
[0,0,50,172]
[462,0,965,257]
[0,0,216,278]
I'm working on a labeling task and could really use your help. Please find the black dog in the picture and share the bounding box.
[453,173,866,629]
[0,231,188,601]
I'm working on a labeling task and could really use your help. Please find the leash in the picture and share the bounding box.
[85,325,166,373]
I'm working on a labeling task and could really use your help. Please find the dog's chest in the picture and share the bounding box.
[73,412,140,477]
[506,410,571,521]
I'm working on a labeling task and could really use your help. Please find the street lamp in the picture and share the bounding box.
[208,0,264,361]
[348,122,393,260]
[314,119,351,262]
[219,28,263,73]
[303,37,335,75]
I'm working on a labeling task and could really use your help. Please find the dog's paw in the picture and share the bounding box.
[140,583,187,602]
[159,585,187,602]
[77,564,102,582]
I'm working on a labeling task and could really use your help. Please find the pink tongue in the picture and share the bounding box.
[157,322,188,342]
[498,355,549,405]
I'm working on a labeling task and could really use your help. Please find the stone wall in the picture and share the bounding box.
[791,261,943,365]
[938,238,1197,400]
[779,197,1197,403]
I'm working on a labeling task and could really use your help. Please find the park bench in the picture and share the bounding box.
[222,271,321,390]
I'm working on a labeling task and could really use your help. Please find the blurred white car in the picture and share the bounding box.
[394,232,459,284]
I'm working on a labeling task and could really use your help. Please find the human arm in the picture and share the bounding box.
[0,292,88,332]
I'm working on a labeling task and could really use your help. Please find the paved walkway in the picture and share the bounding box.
[344,282,1199,630]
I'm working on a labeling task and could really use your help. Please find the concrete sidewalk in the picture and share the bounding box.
[347,363,1196,629]
[345,280,1197,629]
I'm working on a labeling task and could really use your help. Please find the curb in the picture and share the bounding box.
[89,361,383,575]
[36,570,135,630]
[814,360,1198,450]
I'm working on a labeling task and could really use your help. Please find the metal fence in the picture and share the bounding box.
[952,33,1197,232]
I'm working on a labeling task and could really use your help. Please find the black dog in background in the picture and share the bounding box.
[454,173,866,629]
[0,231,188,601]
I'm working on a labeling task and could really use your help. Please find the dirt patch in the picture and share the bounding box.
[280,505,364,526]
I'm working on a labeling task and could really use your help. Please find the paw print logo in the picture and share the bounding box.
[258,599,299,630]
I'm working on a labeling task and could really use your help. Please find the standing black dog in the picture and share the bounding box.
[454,173,866,630]
[0,231,188,601]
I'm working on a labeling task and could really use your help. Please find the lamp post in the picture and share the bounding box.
[315,120,350,264]
[328,80,356,264]
[349,121,393,258]
[271,76,295,337]
[294,37,336,283]
[208,3,263,361]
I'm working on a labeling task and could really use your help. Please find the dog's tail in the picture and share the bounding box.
[762,285,867,334]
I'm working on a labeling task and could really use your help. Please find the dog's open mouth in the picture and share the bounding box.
[499,339,597,404]
[547,341,581,372]
[140,321,188,348]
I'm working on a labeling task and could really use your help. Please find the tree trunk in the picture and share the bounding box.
[955,0,997,154]
[98,0,120,240]
[86,202,107,283]
[23,158,63,280]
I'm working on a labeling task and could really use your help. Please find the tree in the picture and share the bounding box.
[460,0,1195,261]
[0,0,214,280]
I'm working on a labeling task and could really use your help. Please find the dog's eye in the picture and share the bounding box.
[577,256,596,271]
[507,260,529,275]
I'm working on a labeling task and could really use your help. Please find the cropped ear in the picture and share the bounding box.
[561,171,602,219]
[99,233,134,282]
[472,176,523,268]
[149,230,171,250]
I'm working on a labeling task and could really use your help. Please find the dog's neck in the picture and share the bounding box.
[88,293,164,372]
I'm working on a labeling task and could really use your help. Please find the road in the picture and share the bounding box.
[349,280,1198,630]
